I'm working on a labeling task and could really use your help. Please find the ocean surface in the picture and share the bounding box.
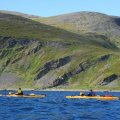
[0,90,120,120]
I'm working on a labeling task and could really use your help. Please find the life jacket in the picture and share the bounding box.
[17,90,23,95]
[88,91,96,96]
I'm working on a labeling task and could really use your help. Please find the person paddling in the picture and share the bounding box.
[87,89,96,96]
[16,88,23,95]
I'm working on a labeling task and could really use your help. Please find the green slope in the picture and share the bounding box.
[0,11,120,90]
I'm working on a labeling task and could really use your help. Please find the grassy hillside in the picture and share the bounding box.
[0,11,120,90]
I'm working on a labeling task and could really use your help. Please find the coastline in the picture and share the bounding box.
[40,89,120,92]
[1,88,120,92]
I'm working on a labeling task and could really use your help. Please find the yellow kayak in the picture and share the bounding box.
[6,94,46,98]
[66,96,119,100]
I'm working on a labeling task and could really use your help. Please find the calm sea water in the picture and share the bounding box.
[0,90,120,120]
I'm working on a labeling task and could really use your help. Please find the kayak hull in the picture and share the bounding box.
[66,96,119,100]
[6,94,46,98]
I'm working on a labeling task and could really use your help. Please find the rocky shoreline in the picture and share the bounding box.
[0,88,120,92]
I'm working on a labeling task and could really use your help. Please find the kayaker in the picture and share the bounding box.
[87,89,96,96]
[16,88,23,95]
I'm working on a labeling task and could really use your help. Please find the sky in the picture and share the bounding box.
[0,0,119,17]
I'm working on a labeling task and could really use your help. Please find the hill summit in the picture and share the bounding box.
[35,11,120,47]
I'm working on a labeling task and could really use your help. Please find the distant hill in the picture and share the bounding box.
[34,11,120,47]
[0,11,120,90]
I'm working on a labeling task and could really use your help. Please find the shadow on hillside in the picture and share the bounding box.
[115,18,120,26]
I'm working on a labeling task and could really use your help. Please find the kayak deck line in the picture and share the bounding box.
[1,94,46,98]
[66,96,119,100]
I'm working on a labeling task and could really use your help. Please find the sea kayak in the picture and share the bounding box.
[66,96,119,100]
[5,94,46,98]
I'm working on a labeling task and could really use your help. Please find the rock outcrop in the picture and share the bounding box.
[34,56,71,80]
[99,74,118,86]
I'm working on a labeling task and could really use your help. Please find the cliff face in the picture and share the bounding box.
[0,11,120,89]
